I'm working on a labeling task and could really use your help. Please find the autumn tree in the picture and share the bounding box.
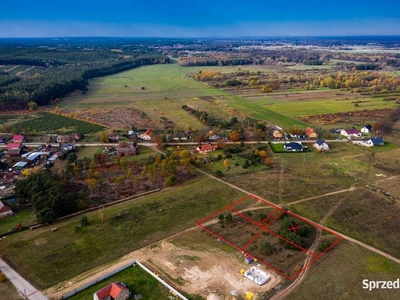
[27,101,38,111]
[99,131,108,143]
[230,130,240,142]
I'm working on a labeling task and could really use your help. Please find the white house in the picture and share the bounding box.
[361,124,372,134]
[340,128,361,138]
[314,139,330,151]
[365,137,384,146]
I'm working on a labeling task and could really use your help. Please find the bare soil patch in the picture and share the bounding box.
[273,91,349,102]
[299,108,393,125]
[59,107,156,129]
[141,240,281,298]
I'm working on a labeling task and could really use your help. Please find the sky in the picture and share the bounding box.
[1,0,400,37]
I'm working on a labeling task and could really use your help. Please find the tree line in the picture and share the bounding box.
[0,48,170,110]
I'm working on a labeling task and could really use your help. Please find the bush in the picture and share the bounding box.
[215,170,224,177]
[80,215,89,226]
[318,241,330,252]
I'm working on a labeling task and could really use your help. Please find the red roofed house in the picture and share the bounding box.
[195,144,218,154]
[6,143,23,156]
[93,282,131,300]
[305,127,318,139]
[13,134,24,143]
[0,201,13,218]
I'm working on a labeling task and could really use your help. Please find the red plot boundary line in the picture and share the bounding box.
[196,194,342,280]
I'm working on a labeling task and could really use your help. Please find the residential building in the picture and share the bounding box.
[340,129,361,138]
[284,142,306,152]
[195,144,218,154]
[314,139,330,151]
[305,127,318,139]
[361,124,372,134]
[93,282,131,300]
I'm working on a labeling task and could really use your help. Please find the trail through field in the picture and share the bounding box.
[271,151,376,299]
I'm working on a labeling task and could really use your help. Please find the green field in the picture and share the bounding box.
[0,176,244,289]
[9,112,105,134]
[0,204,36,235]
[238,93,398,120]
[67,265,170,300]
[58,62,400,131]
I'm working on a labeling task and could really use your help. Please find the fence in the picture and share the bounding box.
[59,262,134,299]
[60,260,188,300]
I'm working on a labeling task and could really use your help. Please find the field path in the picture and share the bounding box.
[271,152,376,299]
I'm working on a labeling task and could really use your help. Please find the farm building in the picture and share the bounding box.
[117,142,138,157]
[93,282,131,300]
[314,139,330,151]
[109,132,120,142]
[361,124,372,134]
[243,267,271,286]
[340,128,361,138]
[305,127,318,139]
[0,201,13,218]
[195,144,218,154]
[284,142,306,152]
[6,143,23,156]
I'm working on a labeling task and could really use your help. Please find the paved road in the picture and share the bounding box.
[0,259,47,300]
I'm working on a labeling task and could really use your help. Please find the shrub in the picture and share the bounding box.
[318,241,330,252]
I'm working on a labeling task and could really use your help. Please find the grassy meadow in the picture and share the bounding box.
[57,61,400,131]
[290,239,400,300]
[0,176,245,289]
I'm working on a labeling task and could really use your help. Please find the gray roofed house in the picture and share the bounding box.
[284,142,306,152]
[369,137,384,146]
[314,139,330,151]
